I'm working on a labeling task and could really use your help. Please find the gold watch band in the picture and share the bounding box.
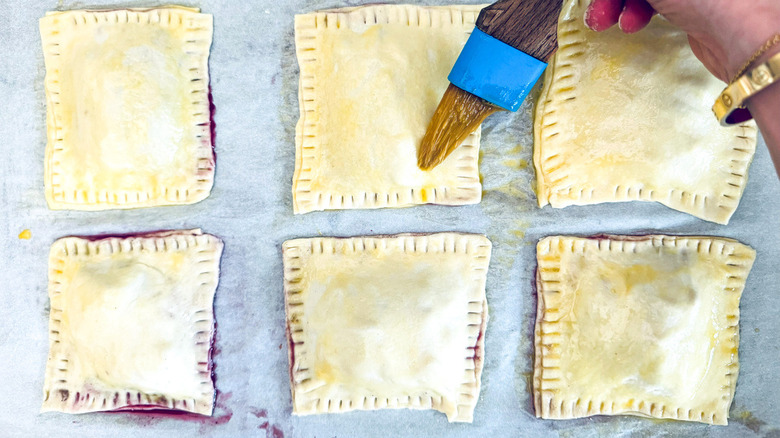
[713,51,780,126]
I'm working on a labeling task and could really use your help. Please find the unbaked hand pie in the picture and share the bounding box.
[42,230,223,415]
[534,235,756,425]
[292,5,484,214]
[282,233,491,422]
[40,7,214,210]
[533,0,757,224]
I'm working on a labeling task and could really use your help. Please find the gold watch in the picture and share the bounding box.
[714,50,780,126]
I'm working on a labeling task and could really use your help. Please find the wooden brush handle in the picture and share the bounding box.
[476,0,562,61]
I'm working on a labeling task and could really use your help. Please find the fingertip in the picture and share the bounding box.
[618,0,655,34]
[585,0,623,32]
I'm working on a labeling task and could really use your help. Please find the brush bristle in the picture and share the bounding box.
[418,84,501,170]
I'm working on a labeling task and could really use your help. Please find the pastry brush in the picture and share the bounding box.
[418,0,562,170]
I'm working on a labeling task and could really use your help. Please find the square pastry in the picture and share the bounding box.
[293,5,484,214]
[40,7,214,210]
[42,229,223,415]
[282,233,491,422]
[534,235,756,425]
[533,0,757,224]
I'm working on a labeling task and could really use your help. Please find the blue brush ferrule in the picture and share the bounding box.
[448,27,548,112]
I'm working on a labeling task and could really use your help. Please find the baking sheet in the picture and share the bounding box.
[1,0,779,437]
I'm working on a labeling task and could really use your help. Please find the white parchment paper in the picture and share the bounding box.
[1,1,779,437]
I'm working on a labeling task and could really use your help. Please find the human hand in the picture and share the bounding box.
[584,0,780,83]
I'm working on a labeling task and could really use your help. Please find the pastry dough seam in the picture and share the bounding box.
[533,2,757,224]
[292,5,483,214]
[282,233,490,422]
[43,231,221,415]
[533,235,753,425]
[40,8,215,209]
